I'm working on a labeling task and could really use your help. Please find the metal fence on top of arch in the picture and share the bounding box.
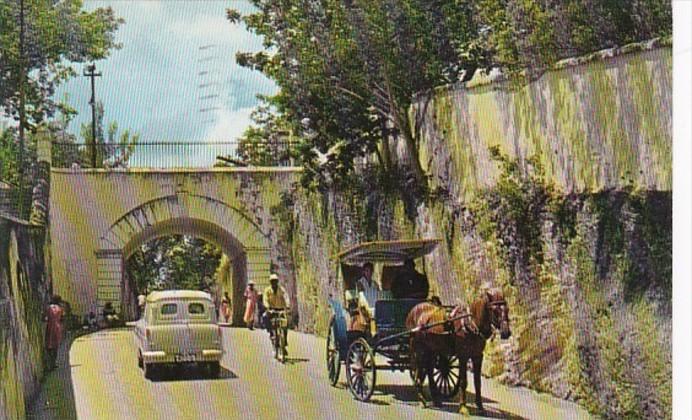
[50,141,300,169]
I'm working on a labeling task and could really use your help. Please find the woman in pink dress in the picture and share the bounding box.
[243,281,259,330]
[44,295,65,370]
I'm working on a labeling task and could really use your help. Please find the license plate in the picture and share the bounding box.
[174,353,197,362]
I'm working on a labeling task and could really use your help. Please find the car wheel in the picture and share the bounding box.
[144,362,158,380]
[208,361,220,379]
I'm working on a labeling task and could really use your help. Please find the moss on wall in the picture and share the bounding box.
[414,45,671,197]
[0,219,48,420]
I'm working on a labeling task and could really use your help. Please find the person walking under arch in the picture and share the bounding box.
[44,295,65,370]
[243,281,259,330]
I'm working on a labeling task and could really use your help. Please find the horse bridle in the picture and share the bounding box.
[443,298,507,339]
[484,299,507,339]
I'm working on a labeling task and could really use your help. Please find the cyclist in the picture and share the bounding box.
[262,273,290,354]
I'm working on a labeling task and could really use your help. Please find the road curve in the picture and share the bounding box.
[59,327,590,420]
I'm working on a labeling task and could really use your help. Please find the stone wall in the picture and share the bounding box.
[283,42,671,418]
[411,39,671,201]
[0,216,48,420]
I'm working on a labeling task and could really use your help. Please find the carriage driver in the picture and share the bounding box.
[356,262,380,307]
[262,274,289,343]
[349,262,382,332]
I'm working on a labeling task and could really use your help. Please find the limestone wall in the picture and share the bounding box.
[0,216,48,420]
[412,41,671,201]
[283,43,671,418]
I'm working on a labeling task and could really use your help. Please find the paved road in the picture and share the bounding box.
[33,327,591,420]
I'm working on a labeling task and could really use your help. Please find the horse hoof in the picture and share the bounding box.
[476,403,485,412]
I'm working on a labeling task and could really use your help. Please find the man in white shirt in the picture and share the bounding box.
[356,262,380,317]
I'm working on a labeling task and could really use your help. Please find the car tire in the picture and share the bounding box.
[144,362,158,380]
[208,361,220,379]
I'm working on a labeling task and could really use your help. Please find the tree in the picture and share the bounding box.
[236,102,297,166]
[229,1,487,191]
[78,101,139,168]
[229,0,671,192]
[0,0,122,130]
[126,236,223,293]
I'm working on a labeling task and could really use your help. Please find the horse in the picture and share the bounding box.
[405,288,512,412]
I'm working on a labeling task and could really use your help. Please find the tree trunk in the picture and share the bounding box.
[392,108,426,185]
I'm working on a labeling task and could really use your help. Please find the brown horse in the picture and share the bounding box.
[406,288,512,412]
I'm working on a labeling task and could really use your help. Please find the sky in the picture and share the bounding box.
[55,1,277,145]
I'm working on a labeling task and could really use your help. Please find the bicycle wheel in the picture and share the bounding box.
[279,328,287,363]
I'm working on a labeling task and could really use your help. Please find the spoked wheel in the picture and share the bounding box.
[278,329,287,363]
[430,353,462,399]
[273,329,286,363]
[326,316,341,386]
[345,338,376,402]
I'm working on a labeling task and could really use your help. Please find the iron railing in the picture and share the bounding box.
[50,141,299,169]
[0,185,32,220]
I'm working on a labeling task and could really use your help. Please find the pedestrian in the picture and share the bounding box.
[256,293,266,329]
[44,295,65,370]
[220,292,232,324]
[243,281,259,330]
[102,302,119,327]
[137,293,146,319]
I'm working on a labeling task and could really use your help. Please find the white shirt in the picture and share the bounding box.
[356,276,380,311]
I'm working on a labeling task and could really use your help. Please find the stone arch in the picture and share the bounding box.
[95,192,271,324]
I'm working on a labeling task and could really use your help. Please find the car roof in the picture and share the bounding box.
[147,290,212,302]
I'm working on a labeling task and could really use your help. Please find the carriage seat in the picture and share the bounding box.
[374,298,426,334]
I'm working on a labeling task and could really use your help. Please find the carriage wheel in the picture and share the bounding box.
[326,316,341,386]
[346,338,376,402]
[430,353,462,399]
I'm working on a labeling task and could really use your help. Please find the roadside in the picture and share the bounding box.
[27,330,83,420]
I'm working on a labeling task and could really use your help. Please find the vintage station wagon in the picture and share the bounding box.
[134,290,224,379]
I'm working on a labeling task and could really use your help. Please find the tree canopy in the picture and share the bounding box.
[0,0,122,130]
[126,235,223,294]
[228,0,671,192]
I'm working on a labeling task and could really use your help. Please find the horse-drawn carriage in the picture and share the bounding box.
[326,239,465,402]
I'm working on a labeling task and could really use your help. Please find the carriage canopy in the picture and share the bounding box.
[335,239,441,265]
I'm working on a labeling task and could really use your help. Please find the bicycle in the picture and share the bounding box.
[267,309,289,363]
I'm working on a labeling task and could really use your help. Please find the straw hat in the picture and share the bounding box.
[269,273,279,281]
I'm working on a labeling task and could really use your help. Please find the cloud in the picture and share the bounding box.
[204,107,255,142]
[54,1,276,147]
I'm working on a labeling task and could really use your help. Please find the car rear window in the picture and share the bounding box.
[161,303,177,315]
[188,303,205,315]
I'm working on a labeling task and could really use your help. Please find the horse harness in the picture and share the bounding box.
[454,298,507,340]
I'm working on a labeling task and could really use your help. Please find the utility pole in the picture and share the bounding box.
[83,64,101,168]
[17,0,26,216]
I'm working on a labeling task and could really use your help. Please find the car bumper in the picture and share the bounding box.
[142,349,224,364]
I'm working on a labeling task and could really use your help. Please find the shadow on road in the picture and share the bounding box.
[147,365,239,382]
[376,384,528,419]
[282,357,310,365]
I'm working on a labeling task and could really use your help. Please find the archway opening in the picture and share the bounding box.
[118,217,248,324]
